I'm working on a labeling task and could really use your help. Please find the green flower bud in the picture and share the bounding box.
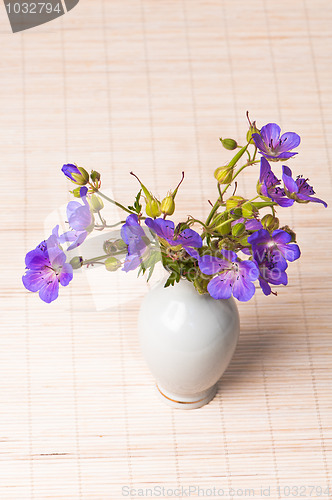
[214,219,232,236]
[90,170,101,183]
[214,165,234,184]
[71,187,83,198]
[218,237,235,251]
[103,238,128,255]
[261,214,279,232]
[232,222,246,237]
[211,211,228,228]
[239,234,249,247]
[114,238,128,252]
[232,207,243,219]
[105,257,122,272]
[87,194,104,213]
[145,198,161,218]
[242,201,258,219]
[70,167,89,186]
[160,194,175,216]
[220,138,238,150]
[226,196,245,210]
[246,121,259,144]
[193,275,210,295]
[69,256,83,269]
[280,225,297,242]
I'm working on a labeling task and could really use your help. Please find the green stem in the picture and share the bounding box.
[205,198,221,227]
[205,146,258,231]
[83,254,109,264]
[94,220,126,229]
[188,217,208,229]
[95,189,134,215]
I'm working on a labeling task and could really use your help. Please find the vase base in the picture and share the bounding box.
[156,384,217,410]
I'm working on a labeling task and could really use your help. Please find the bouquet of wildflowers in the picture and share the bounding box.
[23,115,327,303]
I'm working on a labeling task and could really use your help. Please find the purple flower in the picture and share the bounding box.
[22,232,73,303]
[63,193,93,250]
[121,214,149,272]
[282,166,327,207]
[259,157,294,207]
[252,246,289,296]
[231,217,263,231]
[198,250,259,302]
[61,164,89,185]
[145,218,203,252]
[252,123,301,161]
[248,229,301,263]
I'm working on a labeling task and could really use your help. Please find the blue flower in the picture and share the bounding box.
[282,165,327,207]
[248,228,301,263]
[252,123,301,161]
[62,192,93,250]
[121,214,149,272]
[198,250,259,302]
[252,246,289,296]
[22,230,73,303]
[259,157,294,207]
[61,164,89,185]
[248,228,300,295]
[145,218,203,252]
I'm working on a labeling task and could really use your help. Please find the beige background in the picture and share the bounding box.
[1,1,331,499]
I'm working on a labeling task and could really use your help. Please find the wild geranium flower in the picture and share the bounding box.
[231,217,263,231]
[22,232,73,303]
[145,218,203,253]
[198,250,259,301]
[62,189,94,250]
[259,157,294,207]
[248,228,301,264]
[282,165,327,207]
[121,214,149,272]
[252,246,289,296]
[252,123,301,161]
[61,163,89,185]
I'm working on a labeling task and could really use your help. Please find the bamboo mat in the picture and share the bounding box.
[1,1,332,499]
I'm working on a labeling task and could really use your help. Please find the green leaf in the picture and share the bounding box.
[128,190,142,214]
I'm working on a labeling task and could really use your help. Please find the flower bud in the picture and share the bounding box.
[218,238,235,251]
[281,225,297,242]
[90,170,100,183]
[145,198,161,218]
[211,212,227,228]
[87,194,104,213]
[62,164,89,185]
[214,165,234,184]
[231,207,243,219]
[71,187,83,198]
[241,201,258,219]
[246,121,260,144]
[193,275,209,295]
[105,257,122,272]
[220,138,238,150]
[104,238,128,255]
[69,256,83,269]
[261,214,279,232]
[239,235,249,247]
[232,222,245,237]
[226,196,245,210]
[214,219,231,236]
[160,194,175,216]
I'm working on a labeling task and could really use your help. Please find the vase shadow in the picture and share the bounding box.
[216,326,284,392]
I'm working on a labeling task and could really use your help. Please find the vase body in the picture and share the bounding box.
[138,278,240,409]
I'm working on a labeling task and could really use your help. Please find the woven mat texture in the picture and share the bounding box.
[1,1,332,499]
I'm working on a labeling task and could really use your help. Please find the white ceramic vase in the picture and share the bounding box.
[138,278,240,410]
